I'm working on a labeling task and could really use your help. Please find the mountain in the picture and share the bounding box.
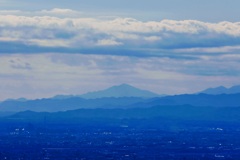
[52,95,75,99]
[80,84,159,99]
[3,98,28,102]
[200,85,240,94]
[0,97,145,112]
[9,105,240,123]
[1,83,239,113]
[1,93,240,113]
[146,93,240,107]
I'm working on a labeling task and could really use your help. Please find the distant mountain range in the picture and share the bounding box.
[1,83,240,127]
[0,84,240,113]
[200,85,240,95]
[53,84,159,99]
[0,97,145,112]
[0,92,240,112]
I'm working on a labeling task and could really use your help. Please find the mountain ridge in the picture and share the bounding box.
[80,83,159,99]
[9,105,240,122]
[0,93,240,112]
[1,84,240,113]
[200,85,240,95]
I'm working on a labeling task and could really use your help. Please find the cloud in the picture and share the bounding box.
[0,10,23,15]
[96,39,122,46]
[39,8,82,16]
[0,9,240,58]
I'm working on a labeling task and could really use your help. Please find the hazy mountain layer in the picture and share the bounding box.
[9,105,240,123]
[0,93,240,112]
[200,85,240,94]
[80,84,159,99]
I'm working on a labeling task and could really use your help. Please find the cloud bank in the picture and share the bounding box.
[0,9,240,58]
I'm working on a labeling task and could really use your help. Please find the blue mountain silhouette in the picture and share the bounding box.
[200,85,240,94]
[80,84,159,98]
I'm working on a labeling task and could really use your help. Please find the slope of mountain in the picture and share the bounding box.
[9,105,240,123]
[200,85,240,94]
[145,93,240,107]
[80,84,159,99]
[0,97,145,112]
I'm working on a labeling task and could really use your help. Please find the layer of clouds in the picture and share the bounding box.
[0,9,240,58]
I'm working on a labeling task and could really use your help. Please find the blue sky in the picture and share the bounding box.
[0,0,240,100]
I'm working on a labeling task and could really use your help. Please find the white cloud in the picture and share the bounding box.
[97,39,122,46]
[28,39,70,47]
[38,8,83,18]
[40,8,79,15]
[0,10,240,56]
[144,36,161,42]
[0,10,23,15]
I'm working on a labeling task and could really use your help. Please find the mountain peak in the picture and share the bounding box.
[80,84,159,99]
[200,85,240,95]
[117,83,132,87]
[111,83,133,88]
[109,83,139,90]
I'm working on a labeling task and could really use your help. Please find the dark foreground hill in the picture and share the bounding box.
[7,105,240,123]
[0,97,145,112]
[2,106,240,160]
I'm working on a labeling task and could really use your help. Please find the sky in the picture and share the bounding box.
[0,0,240,100]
